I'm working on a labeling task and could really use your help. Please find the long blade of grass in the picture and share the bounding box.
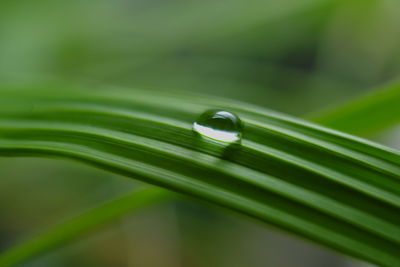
[311,81,400,135]
[0,187,170,266]
[0,86,399,266]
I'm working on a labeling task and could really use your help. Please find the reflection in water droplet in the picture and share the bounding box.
[193,109,242,143]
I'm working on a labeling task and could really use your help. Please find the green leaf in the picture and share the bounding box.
[311,82,400,135]
[0,87,399,266]
[0,187,170,266]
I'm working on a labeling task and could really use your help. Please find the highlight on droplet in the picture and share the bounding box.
[193,109,242,144]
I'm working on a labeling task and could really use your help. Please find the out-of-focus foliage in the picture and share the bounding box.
[1,0,399,114]
[312,82,400,136]
[0,0,399,266]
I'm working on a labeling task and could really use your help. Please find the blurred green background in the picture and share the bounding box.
[0,0,399,266]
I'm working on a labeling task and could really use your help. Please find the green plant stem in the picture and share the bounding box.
[0,187,172,267]
[310,82,400,135]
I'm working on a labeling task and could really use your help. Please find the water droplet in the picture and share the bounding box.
[193,109,242,144]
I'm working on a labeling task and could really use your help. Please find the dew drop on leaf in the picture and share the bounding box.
[193,109,242,144]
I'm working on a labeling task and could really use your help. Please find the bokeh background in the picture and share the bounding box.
[1,0,399,266]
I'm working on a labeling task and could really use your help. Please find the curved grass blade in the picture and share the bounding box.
[0,87,399,266]
[0,187,170,267]
[311,81,400,135]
